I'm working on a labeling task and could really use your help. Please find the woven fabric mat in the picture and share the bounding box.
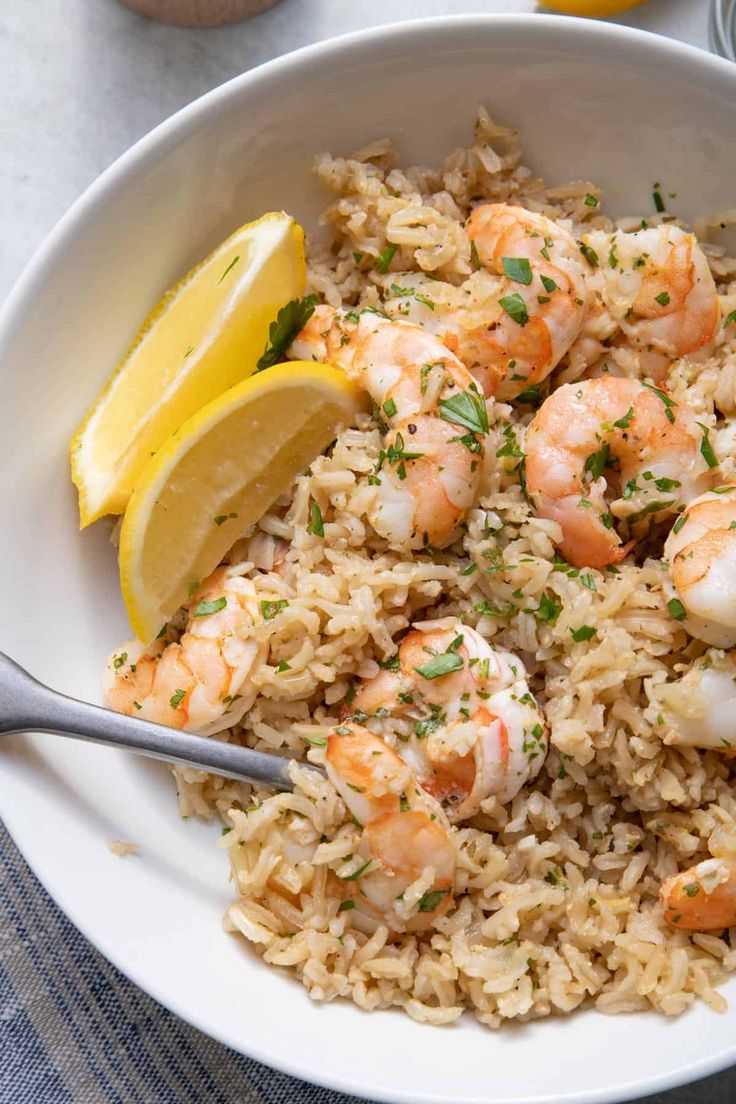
[1,818,734,1103]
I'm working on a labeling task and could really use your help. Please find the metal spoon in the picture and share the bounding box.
[0,651,302,789]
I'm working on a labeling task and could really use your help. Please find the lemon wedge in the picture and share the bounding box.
[119,362,369,643]
[70,212,306,527]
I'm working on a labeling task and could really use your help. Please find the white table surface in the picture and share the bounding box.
[0,0,711,302]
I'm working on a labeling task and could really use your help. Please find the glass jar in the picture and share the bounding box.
[711,0,736,60]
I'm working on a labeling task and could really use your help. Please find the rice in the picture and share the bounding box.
[183,109,736,1026]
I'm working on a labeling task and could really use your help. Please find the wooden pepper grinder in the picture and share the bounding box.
[118,0,282,26]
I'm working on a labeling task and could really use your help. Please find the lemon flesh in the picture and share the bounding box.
[119,362,369,644]
[71,212,305,526]
[542,0,644,13]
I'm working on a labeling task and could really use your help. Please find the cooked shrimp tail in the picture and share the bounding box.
[525,377,713,568]
[325,722,457,931]
[661,859,736,931]
[104,567,264,735]
[291,307,489,550]
[462,203,589,399]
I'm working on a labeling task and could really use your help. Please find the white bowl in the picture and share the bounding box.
[2,14,736,1104]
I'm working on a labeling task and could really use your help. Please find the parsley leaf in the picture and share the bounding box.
[193,597,227,617]
[415,652,464,680]
[579,242,599,268]
[570,625,596,642]
[502,256,533,285]
[261,599,288,621]
[307,500,325,537]
[498,293,529,326]
[583,443,610,482]
[417,888,450,913]
[697,422,718,468]
[614,407,634,429]
[667,597,687,621]
[218,255,240,284]
[256,295,318,371]
[374,244,397,273]
[535,592,561,624]
[438,389,488,435]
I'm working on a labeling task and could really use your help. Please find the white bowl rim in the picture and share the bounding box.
[2,13,736,1103]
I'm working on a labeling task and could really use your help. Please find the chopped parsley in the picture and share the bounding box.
[338,899,356,912]
[580,573,597,592]
[579,242,599,268]
[667,597,687,621]
[535,592,561,624]
[501,256,533,285]
[113,652,128,670]
[417,888,450,913]
[307,499,325,537]
[655,291,671,307]
[374,243,397,273]
[470,240,481,271]
[383,397,397,418]
[496,423,523,459]
[570,625,596,642]
[584,194,599,208]
[302,734,327,747]
[218,254,240,284]
[169,688,185,709]
[614,407,634,430]
[193,596,227,617]
[214,512,238,526]
[641,381,677,424]
[276,661,292,673]
[653,187,666,213]
[342,860,372,881]
[725,309,736,327]
[583,443,610,482]
[261,599,288,620]
[697,423,718,468]
[540,274,557,294]
[438,388,489,435]
[256,295,318,371]
[629,499,676,523]
[389,283,434,310]
[414,652,464,680]
[516,384,542,406]
[498,292,529,327]
[672,511,688,534]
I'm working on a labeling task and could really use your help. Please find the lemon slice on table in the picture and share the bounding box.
[541,1,644,13]
[119,362,369,644]
[70,212,305,527]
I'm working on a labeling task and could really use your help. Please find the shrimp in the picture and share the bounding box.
[656,652,736,752]
[349,622,546,820]
[324,722,456,931]
[525,377,713,568]
[104,568,264,735]
[663,485,736,647]
[661,858,736,931]
[459,204,590,400]
[584,223,719,367]
[291,306,487,549]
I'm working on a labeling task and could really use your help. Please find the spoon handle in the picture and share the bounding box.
[0,651,295,789]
